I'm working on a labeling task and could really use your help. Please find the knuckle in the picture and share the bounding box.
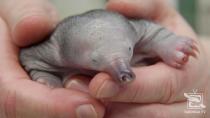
[131,81,145,102]
[161,70,179,103]
[149,108,170,118]
[46,100,68,118]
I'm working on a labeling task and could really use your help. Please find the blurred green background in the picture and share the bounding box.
[51,0,210,37]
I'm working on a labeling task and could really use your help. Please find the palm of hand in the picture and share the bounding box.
[102,0,210,118]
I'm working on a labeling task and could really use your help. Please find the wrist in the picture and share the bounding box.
[201,39,210,67]
[201,39,210,118]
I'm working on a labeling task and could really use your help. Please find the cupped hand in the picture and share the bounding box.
[0,0,105,118]
[87,0,210,117]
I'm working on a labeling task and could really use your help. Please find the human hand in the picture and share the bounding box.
[0,0,105,118]
[87,0,210,117]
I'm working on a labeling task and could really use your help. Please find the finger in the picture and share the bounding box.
[0,0,59,47]
[106,0,197,39]
[0,17,105,118]
[89,62,204,103]
[106,0,168,20]
[0,79,105,118]
[0,17,28,80]
[105,102,204,118]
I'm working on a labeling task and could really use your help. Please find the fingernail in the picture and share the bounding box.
[96,80,119,98]
[176,51,185,59]
[65,79,89,93]
[76,104,98,118]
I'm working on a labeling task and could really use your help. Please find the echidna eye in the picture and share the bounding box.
[92,59,97,63]
[129,47,131,51]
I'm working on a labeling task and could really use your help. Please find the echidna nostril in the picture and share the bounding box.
[120,72,135,83]
[105,58,135,84]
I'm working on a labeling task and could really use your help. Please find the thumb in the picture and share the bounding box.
[106,0,197,39]
[0,0,59,47]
